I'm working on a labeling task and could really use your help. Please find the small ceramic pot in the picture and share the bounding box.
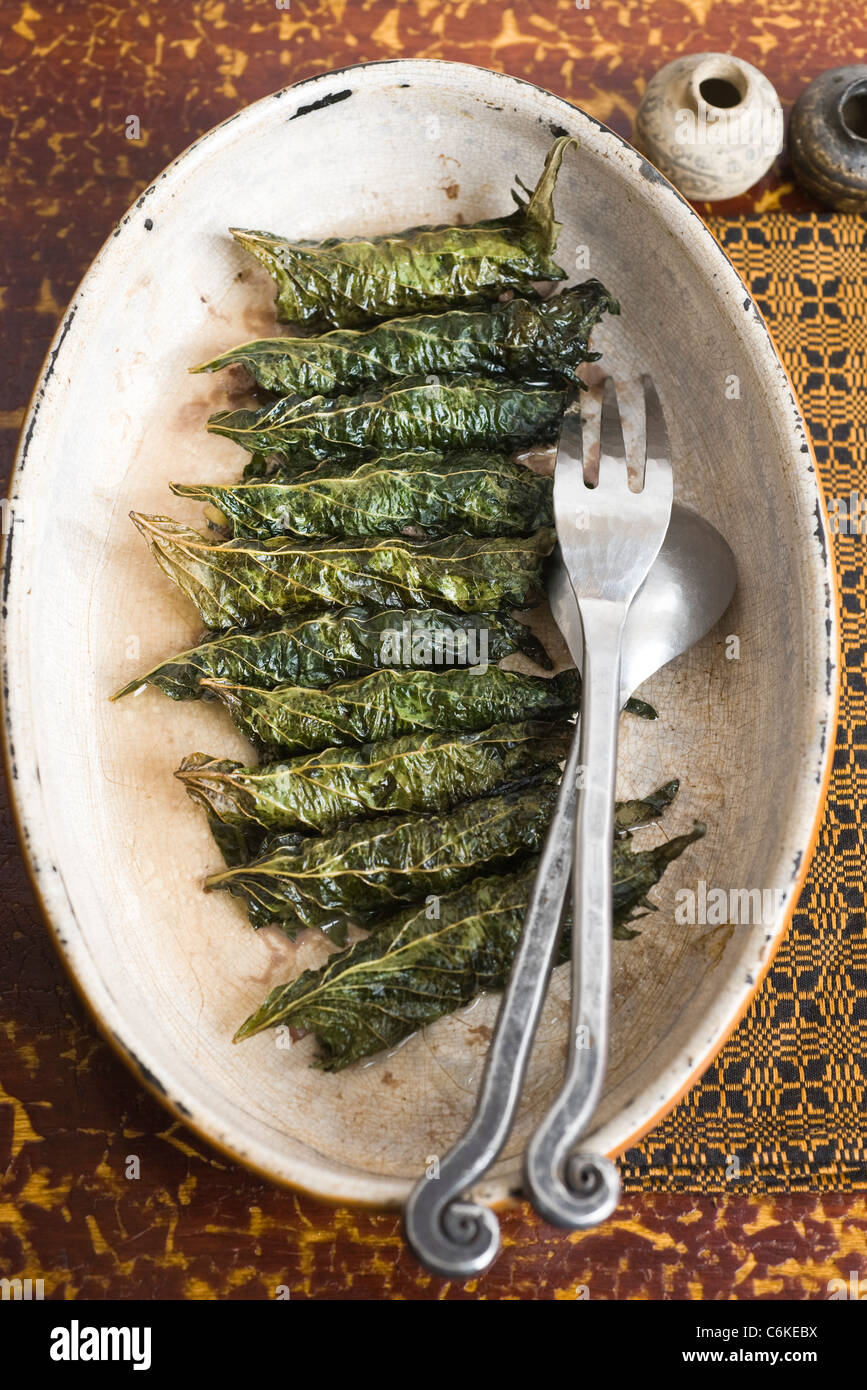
[635,53,784,200]
[789,65,867,212]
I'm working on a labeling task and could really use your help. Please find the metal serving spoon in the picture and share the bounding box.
[524,379,674,1229]
[404,501,736,1278]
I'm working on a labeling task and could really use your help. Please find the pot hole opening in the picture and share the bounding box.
[699,77,744,110]
[841,88,867,141]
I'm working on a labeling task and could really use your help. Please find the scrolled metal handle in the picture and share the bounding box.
[524,1138,620,1231]
[404,1181,500,1279]
[524,597,624,1231]
[403,727,583,1277]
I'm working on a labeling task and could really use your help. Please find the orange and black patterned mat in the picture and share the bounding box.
[622,214,867,1192]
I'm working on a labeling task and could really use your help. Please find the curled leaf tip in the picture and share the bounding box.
[109,678,147,702]
[228,227,258,250]
[233,1001,281,1043]
[205,413,234,438]
[174,753,218,782]
[229,228,278,269]
[188,351,236,375]
[130,511,174,534]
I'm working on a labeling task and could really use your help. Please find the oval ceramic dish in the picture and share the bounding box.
[1,61,837,1208]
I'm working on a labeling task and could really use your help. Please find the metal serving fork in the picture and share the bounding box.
[524,375,673,1226]
[404,377,672,1275]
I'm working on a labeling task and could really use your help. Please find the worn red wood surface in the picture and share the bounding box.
[2,0,864,1300]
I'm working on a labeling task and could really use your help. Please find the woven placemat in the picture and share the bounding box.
[622,214,866,1192]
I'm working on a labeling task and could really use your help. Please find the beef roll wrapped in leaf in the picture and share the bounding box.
[205,776,680,939]
[204,666,580,758]
[176,719,572,861]
[130,514,555,628]
[110,605,549,701]
[192,281,618,395]
[171,451,554,540]
[230,137,577,330]
[207,376,573,466]
[235,816,705,1069]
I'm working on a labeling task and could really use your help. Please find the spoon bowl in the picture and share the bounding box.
[548,502,738,702]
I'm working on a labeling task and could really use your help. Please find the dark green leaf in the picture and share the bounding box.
[230,137,577,329]
[205,772,561,935]
[610,823,706,938]
[233,863,541,1059]
[206,777,687,938]
[623,695,658,720]
[207,376,572,465]
[234,816,704,1067]
[110,605,550,701]
[171,451,553,540]
[192,281,618,394]
[176,718,572,853]
[614,779,679,835]
[204,666,580,757]
[130,513,555,627]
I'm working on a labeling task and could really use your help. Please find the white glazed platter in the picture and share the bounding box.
[1,60,837,1207]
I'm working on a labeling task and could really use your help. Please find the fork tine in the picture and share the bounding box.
[641,374,673,494]
[558,407,584,469]
[597,377,630,492]
[599,377,626,462]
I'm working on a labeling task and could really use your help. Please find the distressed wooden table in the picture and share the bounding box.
[1,0,864,1300]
